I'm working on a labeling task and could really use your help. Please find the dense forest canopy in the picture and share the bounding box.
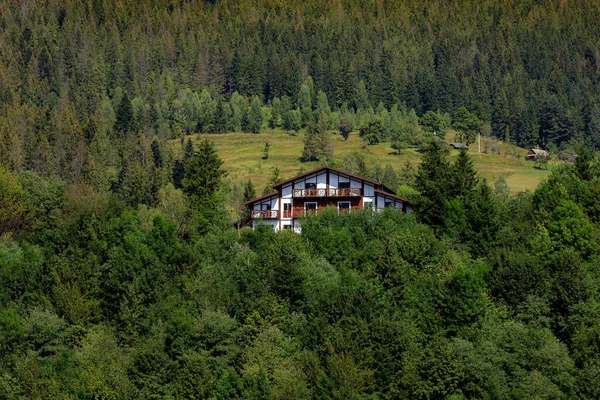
[3,1,600,398]
[2,146,600,397]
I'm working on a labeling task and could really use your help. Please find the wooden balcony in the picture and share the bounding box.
[293,187,361,198]
[251,210,279,219]
[292,207,359,218]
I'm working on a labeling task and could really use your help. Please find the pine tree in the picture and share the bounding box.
[415,140,451,232]
[302,121,319,162]
[182,138,226,202]
[151,139,163,168]
[302,118,331,162]
[184,139,194,160]
[243,179,256,202]
[115,92,133,133]
[449,149,477,198]
[247,96,263,133]
[574,144,593,181]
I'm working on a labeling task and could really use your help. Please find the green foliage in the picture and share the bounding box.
[1,2,600,398]
[420,110,448,138]
[182,138,226,202]
[0,166,35,236]
[414,140,451,232]
[452,107,480,144]
[359,119,386,145]
[302,119,331,162]
[339,115,354,141]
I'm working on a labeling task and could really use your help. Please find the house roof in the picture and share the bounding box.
[244,192,278,205]
[272,166,394,192]
[451,142,469,149]
[374,189,409,203]
[245,167,404,206]
[529,148,548,156]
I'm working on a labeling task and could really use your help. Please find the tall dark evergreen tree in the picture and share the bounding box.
[115,92,133,134]
[182,138,226,202]
[574,144,593,181]
[415,140,451,232]
[449,149,477,198]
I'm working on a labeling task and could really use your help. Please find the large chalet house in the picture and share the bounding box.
[245,166,412,232]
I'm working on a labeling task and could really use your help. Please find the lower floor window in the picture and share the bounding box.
[305,202,317,215]
[338,201,351,209]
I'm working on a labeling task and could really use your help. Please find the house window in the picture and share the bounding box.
[306,182,317,189]
[338,201,351,214]
[305,202,317,215]
[283,203,292,218]
[338,181,350,189]
[261,203,272,210]
[385,201,395,208]
[338,201,351,209]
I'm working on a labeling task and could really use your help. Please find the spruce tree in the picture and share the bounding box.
[243,179,256,202]
[151,139,163,168]
[247,96,263,133]
[449,149,477,198]
[182,138,226,202]
[415,140,451,232]
[115,92,133,133]
[574,144,593,181]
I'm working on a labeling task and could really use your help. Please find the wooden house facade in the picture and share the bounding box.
[245,166,413,232]
[527,148,548,161]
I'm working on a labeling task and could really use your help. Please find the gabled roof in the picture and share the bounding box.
[244,192,278,205]
[529,148,548,156]
[374,189,409,203]
[451,143,469,149]
[272,166,395,193]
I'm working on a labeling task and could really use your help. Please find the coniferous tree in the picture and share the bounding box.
[302,118,331,162]
[115,92,133,133]
[574,144,593,181]
[243,179,256,202]
[415,140,451,232]
[182,138,226,202]
[247,96,263,133]
[151,139,163,168]
[449,149,477,198]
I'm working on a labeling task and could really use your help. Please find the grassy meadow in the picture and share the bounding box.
[178,128,552,194]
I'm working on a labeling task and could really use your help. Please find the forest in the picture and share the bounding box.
[2,139,600,398]
[2,0,600,398]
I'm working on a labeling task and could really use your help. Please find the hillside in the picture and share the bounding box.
[182,129,552,194]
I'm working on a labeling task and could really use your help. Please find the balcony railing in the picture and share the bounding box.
[292,207,359,218]
[293,187,361,198]
[252,210,279,219]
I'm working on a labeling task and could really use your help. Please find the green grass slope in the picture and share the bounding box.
[180,129,552,194]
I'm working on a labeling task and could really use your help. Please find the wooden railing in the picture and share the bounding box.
[292,207,359,218]
[293,187,361,198]
[251,210,279,219]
